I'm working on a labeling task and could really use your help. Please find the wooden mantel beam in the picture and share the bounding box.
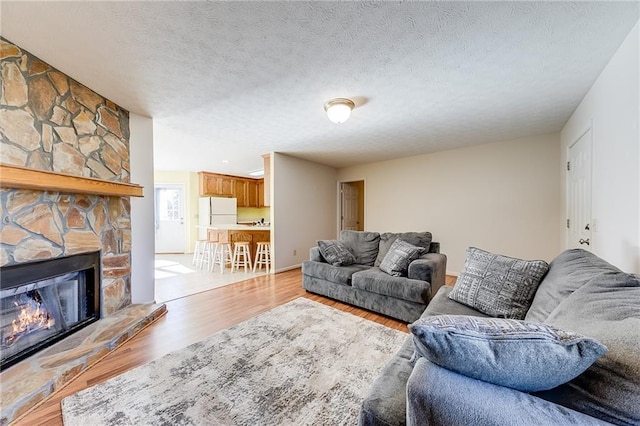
[0,164,144,197]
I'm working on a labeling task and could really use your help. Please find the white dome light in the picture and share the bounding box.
[324,98,355,124]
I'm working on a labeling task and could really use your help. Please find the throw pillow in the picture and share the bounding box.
[409,315,607,392]
[339,231,380,266]
[379,238,425,277]
[317,240,356,266]
[374,232,432,267]
[448,247,549,319]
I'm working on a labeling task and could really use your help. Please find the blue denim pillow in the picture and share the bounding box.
[409,315,607,392]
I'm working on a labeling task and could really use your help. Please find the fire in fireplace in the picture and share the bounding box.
[0,251,101,370]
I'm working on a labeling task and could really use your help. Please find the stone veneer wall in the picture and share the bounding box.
[0,37,132,316]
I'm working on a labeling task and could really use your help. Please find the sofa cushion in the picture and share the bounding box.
[359,337,414,426]
[448,247,549,319]
[407,358,612,426]
[339,230,380,266]
[409,315,606,392]
[317,240,356,266]
[525,249,621,323]
[421,286,491,319]
[379,239,425,277]
[301,261,370,286]
[352,268,431,304]
[375,232,433,267]
[535,271,640,425]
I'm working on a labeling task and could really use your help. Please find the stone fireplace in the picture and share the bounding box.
[0,36,133,316]
[0,38,164,424]
[0,251,100,370]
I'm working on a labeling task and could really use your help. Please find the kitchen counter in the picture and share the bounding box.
[197,224,271,231]
[197,227,271,261]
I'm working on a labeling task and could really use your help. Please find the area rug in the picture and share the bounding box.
[61,298,407,425]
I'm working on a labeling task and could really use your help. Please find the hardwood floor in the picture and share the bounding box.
[14,269,456,426]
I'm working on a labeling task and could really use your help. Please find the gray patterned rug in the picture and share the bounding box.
[61,298,407,426]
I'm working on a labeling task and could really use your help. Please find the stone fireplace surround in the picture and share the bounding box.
[0,38,165,424]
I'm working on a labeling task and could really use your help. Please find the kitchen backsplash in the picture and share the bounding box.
[237,207,270,222]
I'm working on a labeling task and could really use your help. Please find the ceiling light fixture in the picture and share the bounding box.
[248,169,264,177]
[324,98,355,124]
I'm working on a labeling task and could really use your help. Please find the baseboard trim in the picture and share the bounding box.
[274,264,302,273]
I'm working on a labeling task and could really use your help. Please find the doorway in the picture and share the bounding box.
[340,181,365,232]
[154,183,186,253]
[567,128,592,250]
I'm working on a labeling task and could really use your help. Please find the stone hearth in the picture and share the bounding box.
[0,303,166,425]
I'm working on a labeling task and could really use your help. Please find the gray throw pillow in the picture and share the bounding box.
[448,247,549,319]
[409,315,607,392]
[317,240,356,266]
[379,238,425,277]
[339,230,380,266]
[374,232,432,267]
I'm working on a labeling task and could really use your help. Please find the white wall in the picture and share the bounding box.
[338,134,562,274]
[272,153,337,271]
[129,113,156,303]
[561,21,640,273]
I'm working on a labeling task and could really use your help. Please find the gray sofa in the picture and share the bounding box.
[360,248,640,426]
[302,231,447,323]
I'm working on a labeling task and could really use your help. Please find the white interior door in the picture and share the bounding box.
[341,183,358,231]
[155,184,186,253]
[567,129,592,250]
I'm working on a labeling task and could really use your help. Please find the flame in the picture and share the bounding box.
[4,298,55,346]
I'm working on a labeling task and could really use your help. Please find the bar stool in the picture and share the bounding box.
[192,239,207,266]
[231,242,252,273]
[253,241,271,273]
[212,243,233,273]
[198,241,217,270]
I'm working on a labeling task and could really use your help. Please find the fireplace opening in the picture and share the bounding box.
[0,251,101,371]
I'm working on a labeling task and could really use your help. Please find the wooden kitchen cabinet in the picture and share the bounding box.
[257,180,265,207]
[206,229,229,243]
[199,172,218,195]
[218,176,235,197]
[234,179,247,207]
[198,172,262,207]
[246,180,259,208]
[198,172,234,197]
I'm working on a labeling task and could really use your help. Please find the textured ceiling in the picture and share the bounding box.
[2,2,638,176]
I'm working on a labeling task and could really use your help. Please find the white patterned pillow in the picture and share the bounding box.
[448,247,549,319]
[317,240,356,266]
[379,238,425,277]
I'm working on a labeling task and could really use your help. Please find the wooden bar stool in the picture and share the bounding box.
[192,239,207,267]
[253,241,271,273]
[231,242,252,273]
[212,243,233,273]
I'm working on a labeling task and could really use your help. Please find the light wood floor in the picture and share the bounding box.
[15,269,456,426]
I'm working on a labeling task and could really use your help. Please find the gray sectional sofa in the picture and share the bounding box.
[359,248,640,426]
[302,231,447,323]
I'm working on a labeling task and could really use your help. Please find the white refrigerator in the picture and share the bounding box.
[198,197,237,239]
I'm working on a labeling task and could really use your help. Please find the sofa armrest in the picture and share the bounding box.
[407,358,609,426]
[309,246,326,263]
[407,253,446,296]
